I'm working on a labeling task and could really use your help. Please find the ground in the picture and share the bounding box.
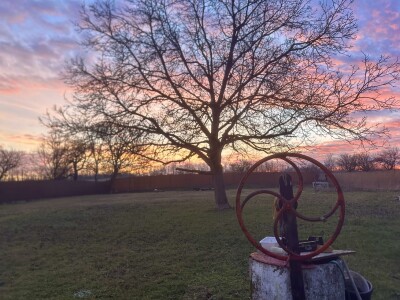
[0,189,399,299]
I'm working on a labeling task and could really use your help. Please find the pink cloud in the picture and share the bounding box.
[0,75,68,96]
[352,1,400,57]
[0,132,42,150]
[0,78,19,94]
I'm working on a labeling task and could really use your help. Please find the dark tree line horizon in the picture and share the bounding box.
[43,0,399,209]
[1,141,400,183]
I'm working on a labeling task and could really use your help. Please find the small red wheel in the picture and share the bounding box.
[236,153,345,261]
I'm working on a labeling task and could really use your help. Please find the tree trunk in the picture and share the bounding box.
[72,162,78,181]
[109,166,119,193]
[212,165,231,210]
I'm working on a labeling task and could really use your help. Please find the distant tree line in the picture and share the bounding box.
[2,143,399,182]
[34,127,148,184]
[329,148,400,172]
[224,149,400,175]
[0,126,149,182]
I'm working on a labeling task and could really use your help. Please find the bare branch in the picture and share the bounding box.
[175,167,212,175]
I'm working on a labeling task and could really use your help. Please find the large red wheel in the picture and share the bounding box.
[236,153,345,261]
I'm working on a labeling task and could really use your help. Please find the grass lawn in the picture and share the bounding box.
[1,188,399,299]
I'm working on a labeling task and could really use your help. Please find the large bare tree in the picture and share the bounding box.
[61,0,399,209]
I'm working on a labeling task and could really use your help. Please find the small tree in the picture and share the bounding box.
[255,160,284,173]
[0,146,23,181]
[95,123,147,186]
[355,152,374,172]
[36,130,71,180]
[375,147,399,170]
[67,139,89,181]
[337,153,358,172]
[324,154,336,171]
[228,159,253,173]
[87,138,104,182]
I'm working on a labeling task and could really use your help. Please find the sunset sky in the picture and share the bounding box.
[1,0,399,158]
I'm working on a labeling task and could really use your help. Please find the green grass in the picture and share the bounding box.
[0,189,399,299]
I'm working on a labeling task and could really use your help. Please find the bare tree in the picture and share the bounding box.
[324,154,336,171]
[228,159,253,173]
[375,147,399,170]
[57,0,399,209]
[67,139,89,181]
[255,160,285,173]
[41,111,148,184]
[355,152,374,172]
[0,146,23,181]
[337,153,358,172]
[94,123,147,186]
[13,153,40,180]
[87,138,104,182]
[36,130,71,180]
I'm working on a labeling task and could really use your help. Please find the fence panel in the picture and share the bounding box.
[335,171,400,191]
[0,180,110,203]
[112,171,316,192]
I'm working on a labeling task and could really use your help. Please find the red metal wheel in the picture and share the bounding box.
[236,153,345,261]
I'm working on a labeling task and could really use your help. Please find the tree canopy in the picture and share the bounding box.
[51,0,399,209]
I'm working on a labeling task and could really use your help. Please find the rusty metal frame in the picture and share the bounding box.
[236,153,345,261]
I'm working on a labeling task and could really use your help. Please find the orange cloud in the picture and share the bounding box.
[0,133,42,151]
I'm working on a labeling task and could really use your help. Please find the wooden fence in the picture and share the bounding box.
[335,170,400,191]
[112,171,316,193]
[2,170,400,203]
[0,180,110,203]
